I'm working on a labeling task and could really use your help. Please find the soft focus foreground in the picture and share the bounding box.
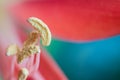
[0,0,67,80]
[0,0,120,80]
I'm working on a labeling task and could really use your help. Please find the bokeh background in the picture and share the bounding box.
[0,0,120,80]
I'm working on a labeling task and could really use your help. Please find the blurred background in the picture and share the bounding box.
[0,0,120,80]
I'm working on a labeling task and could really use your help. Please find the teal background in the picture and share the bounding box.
[44,35,120,80]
